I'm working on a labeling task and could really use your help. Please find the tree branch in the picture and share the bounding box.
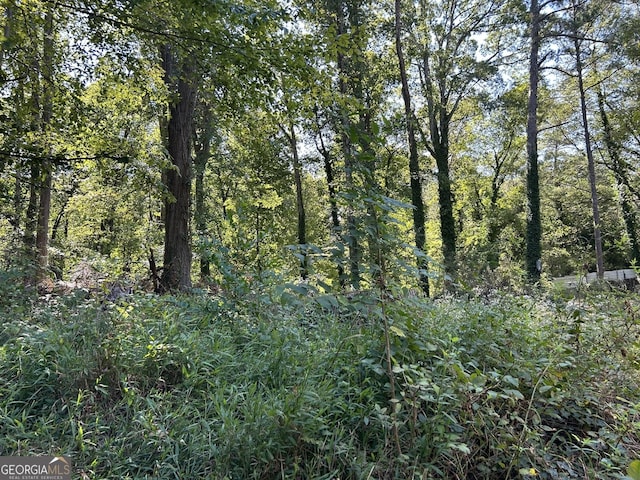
[0,149,130,163]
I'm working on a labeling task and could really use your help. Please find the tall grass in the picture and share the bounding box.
[0,281,638,478]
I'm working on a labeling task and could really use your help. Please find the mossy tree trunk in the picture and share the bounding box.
[395,0,429,295]
[597,89,640,263]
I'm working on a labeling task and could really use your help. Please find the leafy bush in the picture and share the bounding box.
[0,279,638,478]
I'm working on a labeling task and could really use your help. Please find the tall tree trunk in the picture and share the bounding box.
[288,122,308,279]
[22,6,44,259]
[194,158,210,279]
[335,0,361,289]
[51,197,69,243]
[36,169,52,272]
[339,92,361,289]
[193,105,214,280]
[314,110,346,286]
[394,0,429,296]
[159,45,196,292]
[420,45,457,282]
[35,4,54,276]
[526,0,542,281]
[2,7,22,233]
[574,33,604,278]
[486,152,507,269]
[24,163,39,253]
[357,108,385,288]
[366,201,385,288]
[434,127,456,280]
[597,89,640,262]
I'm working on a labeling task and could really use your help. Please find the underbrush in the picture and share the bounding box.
[0,281,639,479]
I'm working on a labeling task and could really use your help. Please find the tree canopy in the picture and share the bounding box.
[0,0,638,292]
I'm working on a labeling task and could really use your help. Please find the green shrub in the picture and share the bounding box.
[0,281,638,478]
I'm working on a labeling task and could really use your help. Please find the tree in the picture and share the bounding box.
[395,0,429,295]
[312,106,346,285]
[569,0,603,278]
[525,0,543,281]
[270,66,314,281]
[193,100,216,280]
[301,0,392,289]
[158,45,196,291]
[223,112,292,276]
[408,0,500,282]
[593,1,640,264]
[34,3,55,275]
[283,121,308,279]
[106,0,288,290]
[455,86,527,277]
[334,0,364,288]
[0,1,76,278]
[597,88,640,263]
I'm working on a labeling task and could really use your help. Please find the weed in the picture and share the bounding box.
[0,279,638,478]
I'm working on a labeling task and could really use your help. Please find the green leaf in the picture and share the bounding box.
[389,325,406,338]
[447,442,471,454]
[452,363,468,381]
[628,460,640,480]
[518,467,538,477]
[470,373,487,387]
[503,389,525,400]
[503,375,519,387]
[315,295,339,310]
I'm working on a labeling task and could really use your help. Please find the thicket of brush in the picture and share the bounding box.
[1,270,639,479]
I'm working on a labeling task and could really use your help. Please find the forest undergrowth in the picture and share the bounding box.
[0,269,639,479]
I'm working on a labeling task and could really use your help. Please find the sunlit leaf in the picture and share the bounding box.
[389,325,406,338]
[628,460,640,480]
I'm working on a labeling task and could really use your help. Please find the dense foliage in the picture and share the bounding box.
[0,276,639,478]
[0,0,638,291]
[1,0,639,478]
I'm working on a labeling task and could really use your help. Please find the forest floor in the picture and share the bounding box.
[1,271,639,479]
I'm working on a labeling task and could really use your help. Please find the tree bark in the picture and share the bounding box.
[335,0,361,289]
[35,4,54,276]
[395,0,429,296]
[357,107,385,289]
[526,0,542,281]
[314,110,346,286]
[159,44,196,292]
[51,195,70,243]
[35,168,52,272]
[574,30,604,278]
[486,150,509,269]
[419,28,457,282]
[24,163,39,254]
[193,104,214,280]
[434,129,456,280]
[288,122,308,279]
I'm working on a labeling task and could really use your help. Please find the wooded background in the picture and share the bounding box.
[0,0,638,293]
